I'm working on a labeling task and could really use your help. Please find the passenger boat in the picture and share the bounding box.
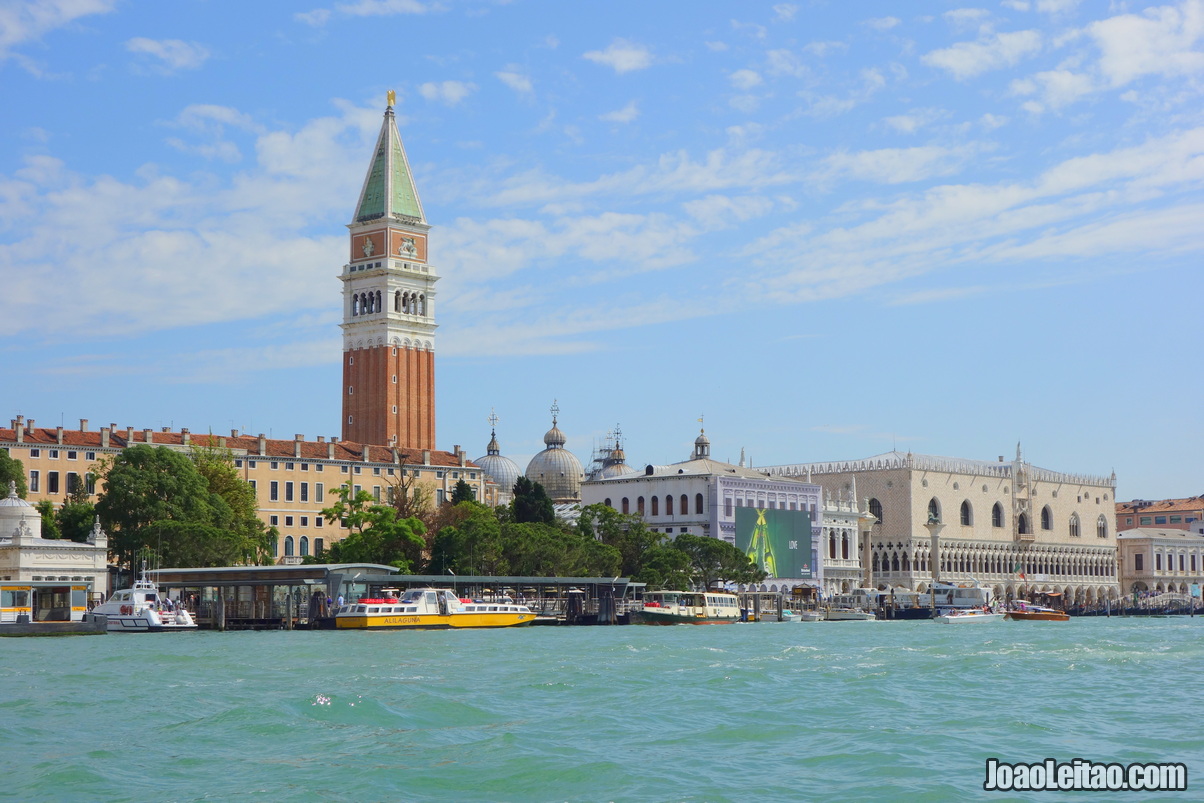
[823,589,877,621]
[335,587,534,629]
[1005,601,1070,622]
[636,590,740,625]
[91,573,197,632]
[798,610,824,622]
[934,608,1004,623]
[824,607,877,621]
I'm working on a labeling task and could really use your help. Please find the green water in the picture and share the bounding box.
[2,618,1200,802]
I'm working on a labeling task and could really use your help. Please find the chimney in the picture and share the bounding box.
[422,450,431,466]
[161,426,170,433]
[317,436,325,443]
[362,445,371,463]
[109,423,116,432]
[126,426,134,442]
[101,427,110,449]
[294,435,303,458]
[258,434,267,456]
[79,419,88,432]
[182,428,191,446]
[218,436,226,448]
[391,447,399,464]
[56,426,64,444]
[460,451,467,468]
[15,419,23,443]
[144,428,154,444]
[327,441,336,460]
[230,429,239,438]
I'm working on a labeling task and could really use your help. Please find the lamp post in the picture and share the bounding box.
[924,515,946,618]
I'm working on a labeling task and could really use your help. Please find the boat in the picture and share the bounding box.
[1,581,109,636]
[778,609,803,623]
[824,607,877,621]
[90,571,197,632]
[934,608,1004,623]
[798,610,824,622]
[878,582,996,620]
[823,590,878,621]
[635,590,740,625]
[335,587,534,629]
[1005,601,1070,622]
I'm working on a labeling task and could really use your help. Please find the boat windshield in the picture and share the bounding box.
[400,590,425,603]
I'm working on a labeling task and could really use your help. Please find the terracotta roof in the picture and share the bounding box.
[0,426,476,469]
[1115,497,1204,514]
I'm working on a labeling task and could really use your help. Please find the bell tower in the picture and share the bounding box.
[341,92,437,450]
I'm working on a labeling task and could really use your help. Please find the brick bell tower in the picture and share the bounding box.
[341,91,437,450]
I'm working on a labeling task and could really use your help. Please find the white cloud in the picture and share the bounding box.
[705,40,729,52]
[944,8,992,32]
[1002,1,1030,10]
[582,38,653,73]
[819,145,981,184]
[1087,0,1204,87]
[294,9,330,26]
[0,0,116,59]
[682,194,774,228]
[125,37,211,73]
[729,68,763,89]
[599,101,639,123]
[766,49,809,78]
[418,80,476,105]
[864,16,901,31]
[922,29,1042,79]
[496,68,533,96]
[333,0,431,16]
[1036,0,1080,12]
[1009,68,1095,110]
[774,4,798,22]
[803,40,848,57]
[883,108,946,134]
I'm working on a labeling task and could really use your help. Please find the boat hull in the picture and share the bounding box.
[935,612,1004,623]
[336,611,534,629]
[636,610,737,625]
[824,609,876,621]
[1005,610,1069,622]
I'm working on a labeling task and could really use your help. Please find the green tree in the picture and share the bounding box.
[191,445,275,564]
[431,502,507,575]
[56,471,97,543]
[95,445,225,571]
[672,533,767,590]
[631,543,694,591]
[322,485,427,571]
[577,504,665,577]
[512,476,554,524]
[451,478,475,504]
[35,500,61,539]
[0,449,28,498]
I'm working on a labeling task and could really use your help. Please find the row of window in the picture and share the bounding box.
[350,290,427,317]
[235,459,474,482]
[1132,515,1197,525]
[278,536,323,558]
[269,515,324,528]
[28,471,95,495]
[606,494,706,516]
[872,550,1115,577]
[237,460,326,472]
[723,498,818,517]
[1133,553,1202,573]
[22,449,96,461]
[923,498,1109,537]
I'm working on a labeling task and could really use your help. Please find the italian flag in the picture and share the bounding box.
[1015,562,1025,580]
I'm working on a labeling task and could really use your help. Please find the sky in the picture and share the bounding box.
[1,0,1201,501]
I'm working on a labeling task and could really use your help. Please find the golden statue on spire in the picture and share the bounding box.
[387,89,396,108]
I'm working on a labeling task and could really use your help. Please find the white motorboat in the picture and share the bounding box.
[91,571,196,632]
[824,607,877,621]
[934,608,1003,623]
[798,610,824,622]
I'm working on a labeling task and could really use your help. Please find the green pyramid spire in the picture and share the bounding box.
[354,99,425,224]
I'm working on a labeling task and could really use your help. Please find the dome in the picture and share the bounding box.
[693,428,711,460]
[525,447,585,503]
[476,427,521,494]
[543,424,567,448]
[0,481,41,540]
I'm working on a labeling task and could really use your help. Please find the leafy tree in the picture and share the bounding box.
[322,485,427,571]
[35,500,61,539]
[631,543,694,591]
[0,449,28,498]
[672,533,767,590]
[577,504,665,577]
[57,499,97,543]
[451,478,475,505]
[191,445,274,564]
[431,502,507,576]
[95,445,236,571]
[512,476,554,524]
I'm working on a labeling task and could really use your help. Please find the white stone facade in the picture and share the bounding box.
[1117,528,1204,595]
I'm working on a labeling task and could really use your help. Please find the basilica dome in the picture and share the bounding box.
[475,430,521,495]
[525,412,584,504]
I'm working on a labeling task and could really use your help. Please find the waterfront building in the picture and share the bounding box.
[761,445,1121,607]
[818,489,870,597]
[1,417,484,563]
[341,92,438,452]
[524,403,585,505]
[0,480,109,600]
[580,429,825,593]
[1116,527,1204,596]
[1115,496,1203,532]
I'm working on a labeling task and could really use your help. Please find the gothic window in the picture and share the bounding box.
[872,552,880,573]
[992,502,1004,527]
[829,532,836,559]
[869,498,883,525]
[892,552,900,572]
[1041,506,1053,530]
[1097,515,1108,538]
[1018,513,1031,534]
[651,496,659,516]
[902,552,910,571]
[1069,513,1081,538]
[695,493,704,514]
[666,495,674,515]
[621,497,629,514]
[419,294,426,315]
[842,533,849,560]
[960,500,973,526]
[680,495,688,516]
[352,296,359,316]
[395,291,401,312]
[376,290,382,313]
[637,496,645,515]
[927,497,941,524]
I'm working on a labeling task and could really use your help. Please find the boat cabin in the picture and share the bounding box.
[1,580,94,623]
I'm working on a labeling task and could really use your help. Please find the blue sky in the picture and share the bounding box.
[1,0,1201,500]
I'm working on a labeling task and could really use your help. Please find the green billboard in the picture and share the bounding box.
[734,507,813,578]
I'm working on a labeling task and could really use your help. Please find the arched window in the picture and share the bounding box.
[604,498,612,508]
[1097,515,1108,538]
[1018,512,1030,534]
[927,497,941,524]
[992,503,1004,528]
[872,552,880,572]
[621,497,629,514]
[300,536,310,557]
[376,290,382,313]
[395,290,401,312]
[680,494,688,516]
[419,294,426,315]
[842,532,849,560]
[892,552,900,572]
[869,498,883,525]
[695,493,704,514]
[352,296,359,316]
[666,495,674,515]
[402,292,409,313]
[651,496,659,516]
[1041,506,1053,530]
[284,536,294,557]
[637,496,645,515]
[960,500,972,526]
[829,532,836,559]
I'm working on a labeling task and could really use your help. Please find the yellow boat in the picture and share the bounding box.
[335,587,534,630]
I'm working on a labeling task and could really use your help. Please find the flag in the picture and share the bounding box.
[1014,562,1025,580]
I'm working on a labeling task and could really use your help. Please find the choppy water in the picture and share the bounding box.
[2,617,1201,802]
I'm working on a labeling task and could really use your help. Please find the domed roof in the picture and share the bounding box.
[0,481,33,509]
[543,423,567,448]
[526,447,584,503]
[476,452,522,494]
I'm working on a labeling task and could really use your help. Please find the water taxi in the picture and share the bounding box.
[1005,601,1070,622]
[636,590,741,625]
[823,589,878,621]
[91,574,197,632]
[334,587,534,629]
[934,608,1003,623]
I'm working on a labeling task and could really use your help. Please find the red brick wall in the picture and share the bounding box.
[342,345,435,450]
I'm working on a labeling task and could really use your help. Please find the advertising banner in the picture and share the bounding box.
[734,507,813,578]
